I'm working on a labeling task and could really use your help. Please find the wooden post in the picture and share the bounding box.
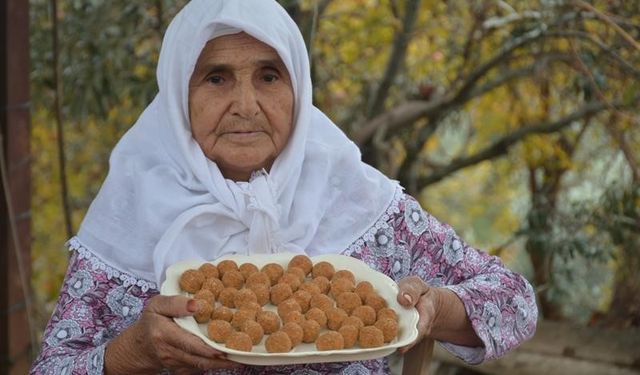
[1,0,32,373]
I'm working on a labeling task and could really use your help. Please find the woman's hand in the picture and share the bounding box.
[105,295,241,374]
[396,276,482,353]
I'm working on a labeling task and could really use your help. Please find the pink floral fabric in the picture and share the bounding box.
[31,190,537,374]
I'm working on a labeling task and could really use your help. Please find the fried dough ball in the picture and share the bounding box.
[309,293,334,313]
[193,289,215,305]
[217,259,239,278]
[339,324,359,348]
[300,319,321,343]
[201,278,224,298]
[242,320,264,345]
[312,261,335,280]
[207,319,233,343]
[238,263,259,280]
[332,270,356,284]
[282,310,304,325]
[286,266,306,282]
[298,281,321,295]
[288,255,313,276]
[352,305,376,326]
[278,273,301,292]
[239,302,262,315]
[193,299,213,323]
[265,331,292,353]
[199,263,219,279]
[218,287,239,308]
[256,311,280,334]
[364,292,388,311]
[377,307,398,323]
[329,278,355,298]
[225,331,253,352]
[336,292,362,314]
[277,298,302,319]
[245,271,270,287]
[222,270,245,289]
[281,322,304,346]
[261,263,284,286]
[311,276,330,294]
[270,283,293,305]
[342,316,364,329]
[375,318,398,342]
[359,326,385,348]
[231,309,257,330]
[211,305,233,322]
[354,281,375,301]
[246,283,270,306]
[292,290,312,313]
[179,269,205,293]
[326,307,348,330]
[305,307,327,328]
[233,288,258,309]
[316,331,344,351]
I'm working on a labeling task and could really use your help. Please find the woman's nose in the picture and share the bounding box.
[231,81,260,119]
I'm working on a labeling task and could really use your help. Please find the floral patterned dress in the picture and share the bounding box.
[30,189,538,374]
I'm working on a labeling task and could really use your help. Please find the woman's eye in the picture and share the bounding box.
[263,73,279,83]
[206,75,224,84]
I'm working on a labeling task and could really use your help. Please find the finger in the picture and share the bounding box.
[162,322,221,359]
[148,295,196,318]
[164,345,242,372]
[396,276,429,307]
[398,293,436,354]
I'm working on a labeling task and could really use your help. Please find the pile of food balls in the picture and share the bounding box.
[178,255,400,353]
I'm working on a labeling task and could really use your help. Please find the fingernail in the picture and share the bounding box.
[403,293,413,304]
[187,299,198,313]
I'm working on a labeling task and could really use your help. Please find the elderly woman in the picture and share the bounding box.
[31,1,537,374]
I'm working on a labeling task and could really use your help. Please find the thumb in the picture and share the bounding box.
[396,276,429,307]
[147,295,197,318]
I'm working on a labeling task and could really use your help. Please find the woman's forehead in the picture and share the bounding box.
[198,32,282,62]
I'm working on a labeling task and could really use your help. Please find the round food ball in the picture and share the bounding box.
[222,270,245,289]
[311,276,330,294]
[218,287,238,308]
[238,301,262,315]
[238,263,259,279]
[231,309,257,330]
[282,310,305,325]
[339,324,359,348]
[245,271,270,287]
[277,298,302,319]
[193,299,213,323]
[377,307,398,323]
[211,305,233,322]
[207,319,233,343]
[261,263,284,286]
[217,259,239,278]
[281,322,304,346]
[256,311,281,334]
[299,281,321,295]
[288,255,313,276]
[364,292,388,311]
[242,320,264,345]
[332,270,356,284]
[270,283,293,305]
[179,269,205,293]
[312,261,335,280]
[336,292,362,314]
[193,289,215,305]
[278,273,301,292]
[265,331,292,353]
[354,281,374,301]
[316,331,344,351]
[199,263,219,279]
[342,316,364,329]
[246,283,270,306]
[352,305,376,326]
[233,288,258,309]
[225,331,253,352]
[201,278,224,298]
[375,318,398,342]
[326,307,348,330]
[359,326,384,348]
[300,319,321,343]
[286,266,306,282]
[309,293,334,313]
[292,290,312,313]
[330,278,355,298]
[305,307,327,328]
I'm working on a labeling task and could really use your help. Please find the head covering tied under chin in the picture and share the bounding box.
[76,0,399,285]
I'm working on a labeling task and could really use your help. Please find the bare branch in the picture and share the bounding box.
[571,0,640,52]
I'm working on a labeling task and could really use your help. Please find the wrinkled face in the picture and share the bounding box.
[188,32,294,181]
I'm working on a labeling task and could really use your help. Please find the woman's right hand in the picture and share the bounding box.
[105,295,241,374]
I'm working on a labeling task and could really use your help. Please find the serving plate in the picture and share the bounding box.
[161,253,419,365]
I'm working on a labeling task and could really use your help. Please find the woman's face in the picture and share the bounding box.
[188,32,294,181]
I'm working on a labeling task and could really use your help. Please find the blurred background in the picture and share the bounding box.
[2,0,639,374]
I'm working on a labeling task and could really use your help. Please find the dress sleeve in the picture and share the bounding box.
[30,245,158,375]
[398,193,538,364]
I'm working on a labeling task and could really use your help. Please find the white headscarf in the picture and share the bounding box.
[77,0,398,285]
